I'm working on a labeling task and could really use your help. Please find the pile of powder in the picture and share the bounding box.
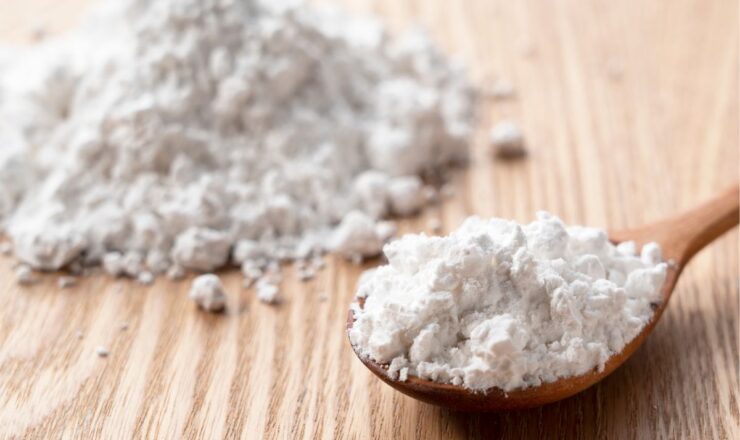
[348,212,667,391]
[0,0,475,285]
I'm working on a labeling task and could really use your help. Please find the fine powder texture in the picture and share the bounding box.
[349,212,667,391]
[0,0,474,281]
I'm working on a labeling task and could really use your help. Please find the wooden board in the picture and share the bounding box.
[0,0,737,438]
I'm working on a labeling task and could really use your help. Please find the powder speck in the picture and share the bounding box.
[490,120,526,158]
[137,271,154,286]
[57,276,77,289]
[95,346,110,357]
[484,79,516,100]
[256,279,281,304]
[166,265,185,281]
[15,264,35,285]
[189,274,227,313]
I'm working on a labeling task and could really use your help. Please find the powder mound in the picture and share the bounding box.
[348,212,667,392]
[0,0,475,280]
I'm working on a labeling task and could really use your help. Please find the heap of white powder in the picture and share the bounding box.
[0,0,475,288]
[349,212,667,391]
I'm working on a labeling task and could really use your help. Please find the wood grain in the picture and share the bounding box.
[0,0,738,438]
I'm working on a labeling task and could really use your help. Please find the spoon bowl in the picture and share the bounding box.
[347,185,738,411]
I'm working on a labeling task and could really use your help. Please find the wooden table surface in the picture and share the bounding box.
[1,0,738,438]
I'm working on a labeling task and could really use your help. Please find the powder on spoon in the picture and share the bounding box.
[348,212,667,391]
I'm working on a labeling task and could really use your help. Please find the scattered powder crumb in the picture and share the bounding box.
[349,212,667,391]
[15,264,35,285]
[75,330,84,339]
[256,279,281,304]
[427,218,442,233]
[241,261,263,281]
[311,257,326,271]
[0,242,11,255]
[166,265,185,281]
[422,186,439,204]
[298,268,316,282]
[95,346,110,357]
[120,322,129,331]
[318,291,329,302]
[57,276,77,289]
[136,271,154,285]
[484,79,516,100]
[188,274,227,313]
[490,120,526,158]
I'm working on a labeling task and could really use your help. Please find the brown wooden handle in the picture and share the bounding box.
[627,184,740,263]
[609,184,739,263]
[673,183,740,263]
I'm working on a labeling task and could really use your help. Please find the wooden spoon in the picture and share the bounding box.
[347,184,739,411]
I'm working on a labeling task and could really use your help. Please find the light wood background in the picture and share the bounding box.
[0,0,738,438]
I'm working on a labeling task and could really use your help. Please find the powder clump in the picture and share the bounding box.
[0,0,475,287]
[490,120,526,158]
[349,212,667,392]
[189,274,227,312]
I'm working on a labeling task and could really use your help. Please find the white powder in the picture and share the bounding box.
[0,0,474,287]
[136,271,154,286]
[166,265,186,281]
[349,212,667,392]
[14,264,36,285]
[189,274,227,312]
[57,275,77,289]
[329,211,397,260]
[95,346,110,357]
[484,79,516,100]
[490,120,526,158]
[256,279,281,304]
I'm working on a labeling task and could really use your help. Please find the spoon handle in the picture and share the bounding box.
[615,184,739,263]
[670,184,739,263]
